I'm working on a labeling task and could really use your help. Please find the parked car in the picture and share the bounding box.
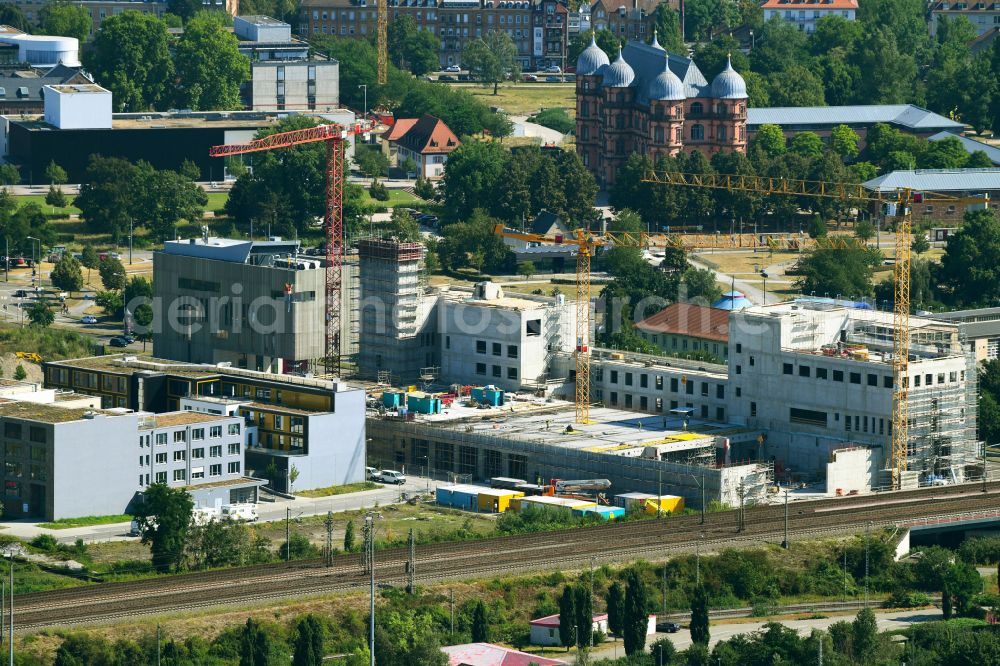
[545,76,561,82]
[544,65,562,73]
[109,336,131,347]
[13,289,27,298]
[366,466,378,481]
[375,470,406,485]
[445,64,462,72]
[438,75,456,81]
[82,293,95,300]
[81,315,98,324]
[656,622,682,633]
[522,74,538,82]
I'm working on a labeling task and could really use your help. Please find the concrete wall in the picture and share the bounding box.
[250,60,339,112]
[826,447,878,496]
[50,413,138,520]
[43,87,111,129]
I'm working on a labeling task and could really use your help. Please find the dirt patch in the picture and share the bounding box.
[0,353,42,382]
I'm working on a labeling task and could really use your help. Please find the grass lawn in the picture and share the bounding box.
[14,194,81,216]
[37,514,132,529]
[362,188,424,208]
[453,82,577,117]
[205,191,229,213]
[296,481,379,498]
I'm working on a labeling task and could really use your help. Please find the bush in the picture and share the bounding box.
[414,176,436,200]
[368,180,390,201]
[882,590,931,608]
[529,108,575,134]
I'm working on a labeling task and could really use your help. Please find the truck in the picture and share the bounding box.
[375,470,406,485]
[221,503,258,522]
[192,506,220,526]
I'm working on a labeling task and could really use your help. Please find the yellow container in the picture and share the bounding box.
[476,489,524,514]
[643,495,685,515]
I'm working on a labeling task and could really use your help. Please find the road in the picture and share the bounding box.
[573,608,939,661]
[0,475,438,544]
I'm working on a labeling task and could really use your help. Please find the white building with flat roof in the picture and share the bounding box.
[42,83,112,129]
[0,26,79,67]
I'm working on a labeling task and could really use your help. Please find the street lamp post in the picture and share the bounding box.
[129,218,134,266]
[25,236,38,286]
[761,270,768,306]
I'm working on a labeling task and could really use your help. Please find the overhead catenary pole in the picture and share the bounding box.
[8,553,12,666]
[782,489,790,549]
[325,511,334,567]
[407,528,416,594]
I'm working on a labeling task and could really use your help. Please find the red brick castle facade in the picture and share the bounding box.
[575,36,749,187]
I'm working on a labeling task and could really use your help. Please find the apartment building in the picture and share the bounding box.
[760,0,858,32]
[298,0,568,70]
[42,354,367,493]
[931,0,1000,37]
[589,0,668,43]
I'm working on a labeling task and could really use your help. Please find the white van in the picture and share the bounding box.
[221,503,259,522]
[192,506,220,526]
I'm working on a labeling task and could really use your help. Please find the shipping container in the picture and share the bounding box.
[512,495,595,516]
[435,484,482,508]
[614,492,656,510]
[471,385,505,406]
[642,495,685,515]
[406,392,442,414]
[490,476,527,490]
[573,506,626,520]
[515,483,554,496]
[381,391,404,409]
[476,488,524,513]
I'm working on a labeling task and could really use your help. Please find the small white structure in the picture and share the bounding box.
[43,84,112,130]
[0,27,79,67]
[529,613,609,647]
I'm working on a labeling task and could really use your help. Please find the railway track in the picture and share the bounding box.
[11,483,1000,629]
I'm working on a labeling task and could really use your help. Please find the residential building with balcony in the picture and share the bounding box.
[931,0,1000,37]
[761,0,858,32]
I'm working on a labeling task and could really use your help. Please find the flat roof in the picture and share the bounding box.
[864,168,1000,192]
[0,399,117,424]
[398,398,746,453]
[141,411,232,429]
[747,104,963,131]
[47,84,107,94]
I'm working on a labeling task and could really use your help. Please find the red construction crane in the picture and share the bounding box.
[210,123,363,376]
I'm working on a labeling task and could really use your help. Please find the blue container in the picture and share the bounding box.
[382,391,404,409]
[450,489,479,511]
[471,386,505,407]
[436,486,454,506]
[407,393,442,414]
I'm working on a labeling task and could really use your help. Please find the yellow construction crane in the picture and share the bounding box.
[640,169,988,488]
[377,0,388,84]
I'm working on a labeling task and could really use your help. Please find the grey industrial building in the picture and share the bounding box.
[153,235,358,375]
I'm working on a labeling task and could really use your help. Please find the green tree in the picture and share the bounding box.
[463,30,520,95]
[851,608,878,663]
[518,261,536,280]
[12,365,25,381]
[415,176,435,200]
[651,638,676,665]
[808,215,828,239]
[50,255,83,295]
[0,4,30,32]
[179,159,201,182]
[45,187,67,210]
[95,290,124,317]
[689,587,710,646]
[855,220,876,243]
[559,585,577,650]
[39,2,92,41]
[830,124,861,160]
[606,580,625,638]
[167,0,203,22]
[622,568,648,656]
[354,145,390,179]
[911,233,930,255]
[239,617,278,666]
[80,245,99,282]
[471,599,489,643]
[751,124,786,158]
[796,246,880,298]
[575,584,593,648]
[938,209,1000,306]
[809,14,862,55]
[651,8,685,54]
[99,257,127,291]
[0,164,20,186]
[789,132,825,159]
[568,29,619,63]
[292,614,324,666]
[388,15,440,76]
[134,483,194,573]
[75,156,142,241]
[27,300,54,327]
[174,12,249,110]
[83,12,174,111]
[944,563,982,617]
[44,160,68,185]
[693,35,749,80]
[141,167,208,241]
[343,519,355,552]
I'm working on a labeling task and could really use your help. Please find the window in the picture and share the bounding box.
[716,384,725,399]
[655,376,663,390]
[625,373,633,386]
[476,340,486,354]
[690,101,703,114]
[736,343,742,353]
[867,373,877,387]
[229,424,240,435]
[228,462,241,474]
[173,450,186,462]
[28,427,45,443]
[718,125,727,141]
[882,375,892,389]
[625,394,633,408]
[799,365,810,378]
[691,124,704,140]
[685,381,694,395]
[749,356,755,367]
[210,445,223,457]
[173,469,186,482]
[833,370,844,382]
[155,452,167,464]
[228,443,240,455]
[492,365,501,377]
[492,342,502,356]
[526,319,541,336]
[610,391,618,406]
[610,370,619,384]
[507,345,518,358]
[849,372,861,385]
[192,448,204,459]
[790,407,828,426]
[156,471,167,483]
[750,401,757,417]
[3,423,20,439]
[210,426,222,438]
[191,468,205,480]
[670,378,678,392]
[192,428,204,440]
[476,363,486,375]
[736,387,741,397]
[210,464,222,477]
[783,363,793,375]
[716,407,726,421]
[736,365,742,375]
[701,382,708,396]
[640,374,648,388]
[173,431,186,443]
[507,367,518,380]
[816,367,828,380]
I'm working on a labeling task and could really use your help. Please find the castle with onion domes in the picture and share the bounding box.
[575,35,749,187]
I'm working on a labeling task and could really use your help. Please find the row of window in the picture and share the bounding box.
[147,461,240,485]
[141,443,240,466]
[603,391,726,421]
[780,362,895,388]
[603,370,726,399]
[475,340,519,358]
[475,363,518,380]
[2,423,46,444]
[142,424,234,447]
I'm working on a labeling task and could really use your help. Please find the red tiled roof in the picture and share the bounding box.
[635,303,729,342]
[441,643,567,666]
[761,0,857,7]
[395,114,461,155]
[381,118,418,142]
